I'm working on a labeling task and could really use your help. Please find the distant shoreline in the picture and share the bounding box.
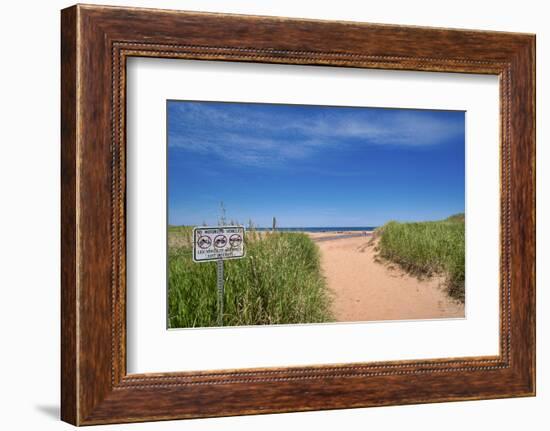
[168,225,378,233]
[253,226,377,233]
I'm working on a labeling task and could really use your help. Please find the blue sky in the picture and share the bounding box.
[167,101,465,227]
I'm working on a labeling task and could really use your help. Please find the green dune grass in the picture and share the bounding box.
[168,229,333,328]
[376,214,465,302]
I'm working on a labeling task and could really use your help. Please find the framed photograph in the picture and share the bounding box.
[61,4,535,425]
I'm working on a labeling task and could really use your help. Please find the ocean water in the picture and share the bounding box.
[254,226,377,233]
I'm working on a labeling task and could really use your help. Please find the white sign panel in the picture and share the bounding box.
[192,226,245,262]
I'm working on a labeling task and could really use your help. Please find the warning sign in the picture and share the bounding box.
[192,226,245,262]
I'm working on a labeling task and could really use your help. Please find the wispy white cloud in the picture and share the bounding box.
[168,102,464,167]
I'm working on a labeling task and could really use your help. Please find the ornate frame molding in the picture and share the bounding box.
[61,5,535,425]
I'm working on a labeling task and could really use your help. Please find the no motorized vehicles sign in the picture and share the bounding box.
[192,226,245,262]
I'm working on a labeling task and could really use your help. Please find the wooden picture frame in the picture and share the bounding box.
[61,4,535,425]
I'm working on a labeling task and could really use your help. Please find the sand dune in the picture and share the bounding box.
[316,235,464,322]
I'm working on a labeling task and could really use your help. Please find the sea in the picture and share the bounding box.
[254,226,377,233]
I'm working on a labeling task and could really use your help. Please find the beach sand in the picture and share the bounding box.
[316,235,464,322]
[307,231,369,240]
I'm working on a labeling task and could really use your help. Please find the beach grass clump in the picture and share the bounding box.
[168,230,333,328]
[167,225,193,248]
[376,214,465,302]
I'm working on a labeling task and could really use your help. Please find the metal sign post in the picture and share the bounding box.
[216,259,224,326]
[192,226,245,327]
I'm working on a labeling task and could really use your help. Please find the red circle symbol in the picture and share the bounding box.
[197,235,212,249]
[229,234,242,248]
[214,235,228,249]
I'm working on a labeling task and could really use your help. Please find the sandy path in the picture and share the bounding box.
[318,236,464,322]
